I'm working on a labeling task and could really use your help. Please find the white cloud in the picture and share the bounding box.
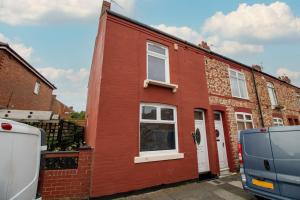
[212,40,264,55]
[277,68,300,86]
[152,24,263,55]
[0,0,136,25]
[0,33,33,60]
[152,24,203,44]
[37,67,90,111]
[202,2,300,40]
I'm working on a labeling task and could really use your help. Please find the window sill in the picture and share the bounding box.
[144,79,178,93]
[134,153,184,163]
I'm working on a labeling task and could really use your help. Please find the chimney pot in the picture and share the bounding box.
[252,64,262,71]
[199,41,210,50]
[278,75,291,84]
[101,0,111,16]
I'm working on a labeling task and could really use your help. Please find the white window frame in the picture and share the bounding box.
[33,81,41,95]
[235,112,254,130]
[267,82,278,106]
[146,41,170,83]
[135,103,184,163]
[273,117,284,126]
[228,68,249,99]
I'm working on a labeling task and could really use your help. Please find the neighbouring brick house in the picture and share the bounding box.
[0,42,56,110]
[50,95,74,119]
[85,1,300,198]
[0,42,73,118]
[204,55,300,169]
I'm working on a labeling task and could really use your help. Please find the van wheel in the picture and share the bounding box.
[255,195,269,200]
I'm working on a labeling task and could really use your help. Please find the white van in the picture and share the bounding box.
[0,119,46,200]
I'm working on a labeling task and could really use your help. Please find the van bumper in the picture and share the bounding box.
[244,185,293,200]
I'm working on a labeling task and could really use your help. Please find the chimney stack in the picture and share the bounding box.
[199,41,210,51]
[252,64,262,72]
[101,0,111,16]
[278,75,291,84]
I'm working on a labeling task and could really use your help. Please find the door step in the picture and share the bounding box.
[219,168,231,177]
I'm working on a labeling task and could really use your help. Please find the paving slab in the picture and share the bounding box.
[115,174,256,200]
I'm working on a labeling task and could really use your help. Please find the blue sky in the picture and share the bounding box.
[0,0,299,111]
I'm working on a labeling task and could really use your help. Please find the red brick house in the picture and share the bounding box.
[0,41,56,110]
[86,1,300,198]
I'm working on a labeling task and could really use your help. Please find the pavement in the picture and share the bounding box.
[115,174,256,200]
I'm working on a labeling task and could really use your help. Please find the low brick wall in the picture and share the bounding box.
[39,148,92,200]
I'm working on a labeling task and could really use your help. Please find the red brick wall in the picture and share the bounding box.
[0,49,54,110]
[86,12,219,197]
[39,149,92,200]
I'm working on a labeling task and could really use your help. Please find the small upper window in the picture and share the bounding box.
[147,42,169,83]
[273,118,284,126]
[33,82,41,95]
[236,112,253,131]
[267,82,278,106]
[229,69,248,99]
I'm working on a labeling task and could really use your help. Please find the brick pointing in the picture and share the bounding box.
[40,149,92,200]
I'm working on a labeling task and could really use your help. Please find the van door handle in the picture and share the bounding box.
[264,160,270,171]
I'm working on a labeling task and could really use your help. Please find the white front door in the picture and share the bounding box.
[194,110,210,173]
[214,112,228,170]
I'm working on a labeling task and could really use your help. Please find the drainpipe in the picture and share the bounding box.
[251,68,265,127]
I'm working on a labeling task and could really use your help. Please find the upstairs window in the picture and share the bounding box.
[140,103,177,154]
[147,42,169,83]
[236,112,253,131]
[267,82,278,106]
[229,69,248,99]
[33,82,41,95]
[273,118,284,126]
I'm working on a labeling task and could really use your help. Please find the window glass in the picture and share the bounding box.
[245,115,252,120]
[148,43,166,55]
[33,82,41,95]
[148,55,166,82]
[194,111,203,120]
[229,69,248,99]
[239,79,247,98]
[237,114,244,120]
[161,108,174,121]
[142,106,156,120]
[147,42,169,83]
[273,118,284,126]
[267,82,278,106]
[140,123,175,151]
[214,113,221,121]
[236,112,254,131]
[237,121,246,130]
[140,104,177,154]
[246,122,253,129]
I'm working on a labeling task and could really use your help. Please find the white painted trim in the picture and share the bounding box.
[273,117,284,126]
[139,103,179,157]
[146,41,170,83]
[134,153,184,163]
[228,68,249,100]
[144,79,178,93]
[235,112,254,129]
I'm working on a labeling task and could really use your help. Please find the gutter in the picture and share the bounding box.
[251,68,265,127]
[0,44,56,90]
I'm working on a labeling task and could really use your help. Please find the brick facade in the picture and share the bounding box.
[204,56,300,168]
[0,47,56,111]
[39,149,92,200]
[84,2,300,198]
